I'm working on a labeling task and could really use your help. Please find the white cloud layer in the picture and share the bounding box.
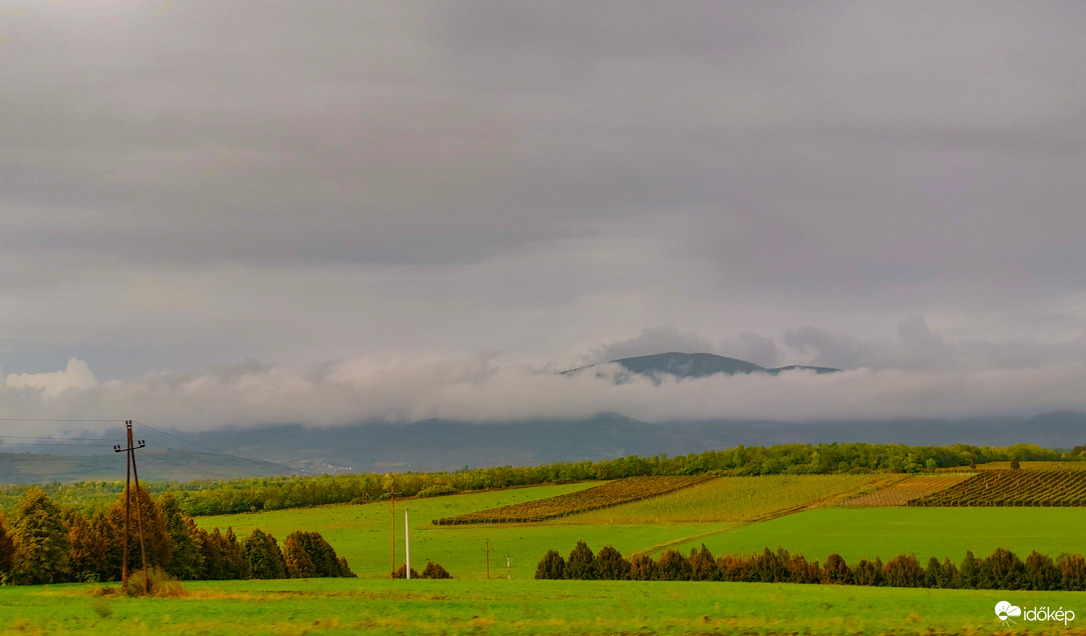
[4,331,1086,432]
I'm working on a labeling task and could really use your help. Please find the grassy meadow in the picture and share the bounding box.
[4,578,1086,635]
[656,507,1086,563]
[7,473,1086,634]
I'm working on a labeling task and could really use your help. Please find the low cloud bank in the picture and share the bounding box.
[3,353,1086,431]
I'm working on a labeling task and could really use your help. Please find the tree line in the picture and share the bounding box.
[0,486,353,585]
[535,542,1086,591]
[1,442,1074,519]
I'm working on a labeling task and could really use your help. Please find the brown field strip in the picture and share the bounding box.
[840,474,975,507]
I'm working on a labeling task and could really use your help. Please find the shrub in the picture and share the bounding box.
[391,564,420,579]
[124,567,186,598]
[535,550,565,580]
[420,561,451,579]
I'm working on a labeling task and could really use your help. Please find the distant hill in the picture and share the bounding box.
[564,352,839,380]
[0,448,295,484]
[3,411,1085,482]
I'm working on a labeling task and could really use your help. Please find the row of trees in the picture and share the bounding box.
[536,542,1086,591]
[0,487,353,585]
[4,441,1063,518]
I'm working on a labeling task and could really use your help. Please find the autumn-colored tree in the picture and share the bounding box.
[196,527,226,579]
[102,485,173,578]
[244,529,287,580]
[1058,553,1086,591]
[959,550,981,589]
[628,554,656,581]
[687,545,718,582]
[0,514,15,581]
[882,554,924,588]
[1024,550,1061,591]
[67,511,108,583]
[159,492,203,580]
[980,548,1026,591]
[534,549,565,580]
[822,553,853,585]
[655,549,691,581]
[594,546,631,581]
[221,528,251,580]
[10,488,71,584]
[564,541,596,580]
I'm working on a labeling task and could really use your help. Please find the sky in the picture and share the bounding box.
[2,2,1085,428]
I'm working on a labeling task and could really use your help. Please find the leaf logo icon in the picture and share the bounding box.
[995,601,1022,625]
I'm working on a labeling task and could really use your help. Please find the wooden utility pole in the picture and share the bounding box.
[114,420,148,594]
[404,507,411,579]
[389,476,396,577]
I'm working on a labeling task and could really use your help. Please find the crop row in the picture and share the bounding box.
[841,474,973,507]
[909,470,1086,507]
[432,475,714,525]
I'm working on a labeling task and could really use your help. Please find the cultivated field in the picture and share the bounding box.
[4,577,1086,635]
[560,474,891,523]
[433,475,712,525]
[841,474,974,507]
[911,470,1086,506]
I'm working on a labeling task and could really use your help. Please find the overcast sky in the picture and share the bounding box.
[2,2,1085,427]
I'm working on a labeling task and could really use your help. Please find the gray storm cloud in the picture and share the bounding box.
[1,2,1085,402]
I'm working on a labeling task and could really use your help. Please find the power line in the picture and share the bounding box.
[133,420,308,477]
[0,435,113,441]
[0,441,116,447]
[0,418,126,422]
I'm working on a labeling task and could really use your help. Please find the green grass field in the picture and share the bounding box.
[658,507,1086,563]
[3,578,1086,635]
[197,483,725,579]
[559,474,893,524]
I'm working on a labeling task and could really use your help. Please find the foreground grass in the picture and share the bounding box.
[2,578,1085,635]
[661,507,1086,562]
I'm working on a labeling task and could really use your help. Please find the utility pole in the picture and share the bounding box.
[404,507,411,579]
[113,420,148,594]
[389,476,396,578]
[485,539,490,580]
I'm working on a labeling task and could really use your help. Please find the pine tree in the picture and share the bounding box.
[565,541,596,580]
[534,549,565,580]
[244,529,288,580]
[159,492,204,580]
[594,546,631,581]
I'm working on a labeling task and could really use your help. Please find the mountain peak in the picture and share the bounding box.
[566,352,839,379]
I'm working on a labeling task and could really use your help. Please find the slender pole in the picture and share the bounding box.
[389,476,396,577]
[485,539,490,580]
[128,421,149,595]
[404,507,410,579]
[507,555,511,580]
[122,433,131,590]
